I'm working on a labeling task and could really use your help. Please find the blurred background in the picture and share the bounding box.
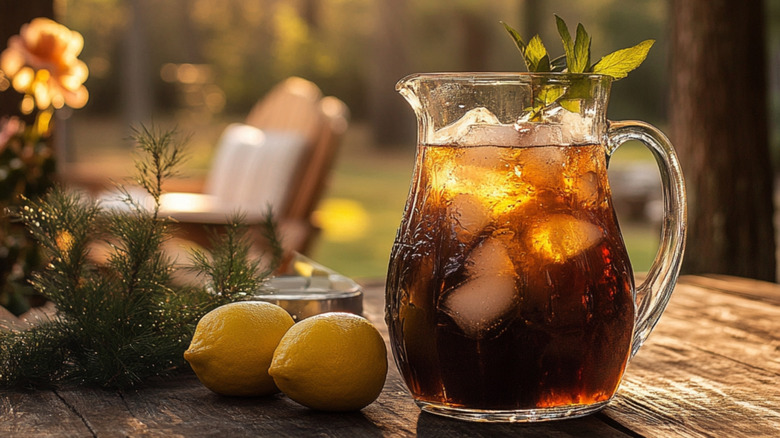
[4,0,780,279]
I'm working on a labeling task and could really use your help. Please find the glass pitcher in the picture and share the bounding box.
[385,73,686,422]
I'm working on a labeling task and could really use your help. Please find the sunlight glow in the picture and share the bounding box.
[312,198,370,242]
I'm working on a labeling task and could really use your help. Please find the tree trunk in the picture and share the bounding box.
[300,0,320,30]
[369,0,413,148]
[121,0,153,127]
[458,12,489,72]
[669,0,775,281]
[521,0,542,39]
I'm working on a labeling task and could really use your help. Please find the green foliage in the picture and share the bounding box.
[188,212,282,307]
[501,16,655,121]
[524,36,551,72]
[571,22,592,74]
[0,121,57,316]
[0,127,281,389]
[502,16,653,79]
[0,321,69,388]
[130,125,189,208]
[502,22,548,73]
[592,40,655,80]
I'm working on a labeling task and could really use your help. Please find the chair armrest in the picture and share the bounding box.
[59,162,207,196]
[157,193,265,224]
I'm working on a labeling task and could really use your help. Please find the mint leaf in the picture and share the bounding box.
[501,21,527,54]
[559,98,581,113]
[554,17,591,73]
[538,85,565,105]
[558,77,594,113]
[501,22,550,72]
[592,39,655,79]
[571,24,591,73]
[555,15,574,68]
[524,35,550,72]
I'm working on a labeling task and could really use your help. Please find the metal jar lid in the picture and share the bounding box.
[253,274,363,321]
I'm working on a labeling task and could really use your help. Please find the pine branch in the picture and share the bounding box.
[0,320,72,388]
[0,126,283,389]
[188,212,280,307]
[103,209,171,303]
[14,188,102,317]
[258,207,284,278]
[130,125,188,213]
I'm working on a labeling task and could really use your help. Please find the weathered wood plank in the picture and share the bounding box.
[610,345,780,437]
[49,369,632,437]
[2,276,778,436]
[57,376,393,437]
[603,280,780,437]
[680,274,780,305]
[0,389,92,437]
[648,282,779,373]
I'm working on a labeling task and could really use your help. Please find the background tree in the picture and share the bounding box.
[669,0,776,281]
[121,0,153,128]
[368,0,413,146]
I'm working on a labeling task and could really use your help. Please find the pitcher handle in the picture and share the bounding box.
[606,120,687,358]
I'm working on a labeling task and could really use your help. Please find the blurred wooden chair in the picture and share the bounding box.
[243,77,350,255]
[96,77,349,260]
[171,77,349,258]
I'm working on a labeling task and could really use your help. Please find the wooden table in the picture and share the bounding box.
[2,274,779,437]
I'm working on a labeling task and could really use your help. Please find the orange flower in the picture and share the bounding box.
[0,17,88,111]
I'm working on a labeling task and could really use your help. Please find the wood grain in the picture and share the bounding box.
[0,389,91,436]
[1,276,779,437]
[680,274,780,305]
[604,280,780,437]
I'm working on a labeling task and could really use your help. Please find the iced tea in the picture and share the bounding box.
[385,138,635,411]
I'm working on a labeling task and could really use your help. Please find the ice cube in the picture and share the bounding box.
[448,193,491,241]
[461,122,566,148]
[513,144,566,191]
[433,145,530,214]
[562,145,606,207]
[440,275,518,339]
[432,107,500,145]
[527,214,603,263]
[440,236,519,339]
[461,124,520,147]
[465,236,515,277]
[514,122,563,148]
[517,103,570,124]
[557,109,592,145]
[572,170,601,207]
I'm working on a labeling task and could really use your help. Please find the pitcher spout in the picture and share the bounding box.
[396,73,428,133]
[395,73,423,106]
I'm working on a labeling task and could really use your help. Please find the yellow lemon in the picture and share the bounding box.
[184,301,294,396]
[269,312,388,411]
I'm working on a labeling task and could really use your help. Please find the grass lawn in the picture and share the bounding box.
[308,125,414,279]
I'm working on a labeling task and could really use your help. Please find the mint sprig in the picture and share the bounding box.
[502,22,553,73]
[553,16,592,73]
[501,17,654,79]
[501,16,654,121]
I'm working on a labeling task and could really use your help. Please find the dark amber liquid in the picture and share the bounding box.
[386,143,635,410]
